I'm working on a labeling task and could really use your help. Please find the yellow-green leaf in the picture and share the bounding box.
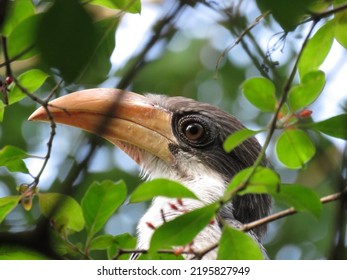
[241,77,277,112]
[224,167,280,200]
[288,70,326,111]
[130,178,198,203]
[38,193,85,233]
[298,21,334,78]
[276,130,315,169]
[224,129,264,153]
[334,9,347,49]
[0,196,21,223]
[8,69,49,105]
[0,145,30,174]
[149,203,219,254]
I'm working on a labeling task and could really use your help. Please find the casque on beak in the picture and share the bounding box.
[28,88,177,164]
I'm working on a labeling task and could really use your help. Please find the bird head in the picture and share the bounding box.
[29,88,271,239]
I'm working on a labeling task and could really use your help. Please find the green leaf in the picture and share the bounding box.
[273,184,322,218]
[334,9,347,48]
[241,77,277,112]
[129,178,199,203]
[0,0,35,36]
[89,234,115,251]
[256,0,317,31]
[276,129,315,169]
[225,167,280,199]
[7,14,42,60]
[0,245,48,260]
[137,253,184,260]
[38,193,85,233]
[288,70,326,111]
[8,69,50,105]
[37,0,97,82]
[0,101,4,122]
[304,114,347,140]
[81,180,127,238]
[76,18,118,84]
[0,145,30,174]
[107,233,137,260]
[217,225,264,260]
[223,128,264,152]
[298,21,334,78]
[89,0,141,13]
[149,203,219,254]
[0,196,21,223]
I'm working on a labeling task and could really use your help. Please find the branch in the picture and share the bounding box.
[243,189,346,233]
[214,10,270,79]
[13,79,62,189]
[195,188,347,260]
[116,2,185,89]
[311,2,347,20]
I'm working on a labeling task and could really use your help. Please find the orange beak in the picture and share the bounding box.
[28,88,177,164]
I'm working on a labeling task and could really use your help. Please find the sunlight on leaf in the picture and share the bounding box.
[130,178,198,203]
[276,130,315,169]
[288,70,326,111]
[241,77,277,112]
[89,0,141,13]
[0,0,34,36]
[225,167,280,200]
[223,128,264,153]
[8,69,49,105]
[0,145,30,174]
[7,14,42,60]
[298,21,334,78]
[0,196,21,223]
[334,9,347,49]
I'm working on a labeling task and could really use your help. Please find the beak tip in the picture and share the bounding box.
[28,108,47,122]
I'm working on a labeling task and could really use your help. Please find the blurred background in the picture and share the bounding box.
[0,0,346,259]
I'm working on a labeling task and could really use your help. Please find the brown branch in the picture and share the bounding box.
[214,11,270,79]
[116,2,184,89]
[13,79,60,189]
[195,189,347,260]
[311,2,347,20]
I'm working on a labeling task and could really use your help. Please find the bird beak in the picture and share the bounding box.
[28,88,177,164]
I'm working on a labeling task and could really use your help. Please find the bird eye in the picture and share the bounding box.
[184,123,204,141]
[174,114,216,148]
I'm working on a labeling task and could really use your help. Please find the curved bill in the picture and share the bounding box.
[28,88,177,164]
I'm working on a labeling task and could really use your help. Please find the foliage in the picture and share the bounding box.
[0,0,346,260]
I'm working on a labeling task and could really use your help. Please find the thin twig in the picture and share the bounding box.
[13,79,58,189]
[195,189,346,259]
[223,19,319,201]
[116,2,184,89]
[0,45,35,68]
[214,11,270,79]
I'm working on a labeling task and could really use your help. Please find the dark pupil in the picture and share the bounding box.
[184,123,204,140]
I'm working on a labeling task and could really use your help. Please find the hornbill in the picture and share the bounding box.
[29,88,272,259]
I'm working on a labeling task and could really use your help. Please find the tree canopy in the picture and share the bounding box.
[0,0,346,260]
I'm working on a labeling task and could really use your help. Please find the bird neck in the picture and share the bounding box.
[136,167,228,251]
